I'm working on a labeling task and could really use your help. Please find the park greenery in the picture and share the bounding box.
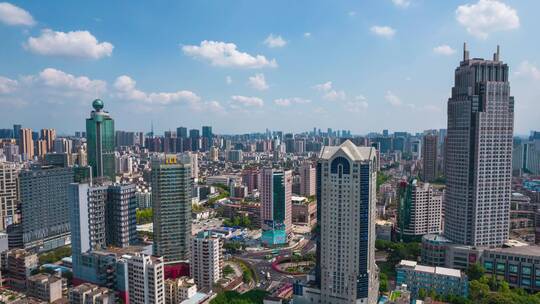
[210,290,268,304]
[377,171,391,191]
[223,241,246,254]
[136,208,153,224]
[39,246,71,264]
[223,265,235,277]
[223,215,254,229]
[375,240,421,279]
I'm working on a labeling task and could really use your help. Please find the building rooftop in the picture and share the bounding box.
[319,140,375,162]
[486,245,540,256]
[398,260,462,278]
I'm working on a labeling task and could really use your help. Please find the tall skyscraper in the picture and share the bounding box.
[422,134,438,182]
[299,162,316,197]
[444,45,514,247]
[40,128,56,152]
[189,129,200,151]
[19,128,34,160]
[176,127,188,139]
[296,140,379,304]
[86,99,115,180]
[19,165,74,251]
[397,178,443,242]
[202,126,213,151]
[35,139,48,158]
[0,162,19,229]
[259,168,292,246]
[152,155,192,262]
[13,124,21,140]
[190,231,223,291]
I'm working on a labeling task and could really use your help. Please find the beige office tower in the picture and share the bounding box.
[317,140,379,304]
[126,253,165,304]
[40,128,56,152]
[299,162,316,197]
[36,139,48,158]
[19,128,34,160]
[444,45,514,247]
[0,162,20,229]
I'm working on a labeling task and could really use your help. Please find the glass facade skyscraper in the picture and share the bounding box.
[152,154,192,262]
[86,99,115,180]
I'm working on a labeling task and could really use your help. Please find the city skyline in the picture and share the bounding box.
[1,1,539,135]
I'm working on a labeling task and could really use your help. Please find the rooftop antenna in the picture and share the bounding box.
[493,45,500,61]
[463,42,469,61]
[151,120,154,137]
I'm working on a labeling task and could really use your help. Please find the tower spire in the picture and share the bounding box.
[494,45,500,61]
[463,42,469,61]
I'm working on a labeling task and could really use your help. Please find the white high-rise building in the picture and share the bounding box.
[396,179,443,241]
[295,141,379,304]
[126,253,165,304]
[190,231,223,291]
[444,45,514,247]
[0,162,19,230]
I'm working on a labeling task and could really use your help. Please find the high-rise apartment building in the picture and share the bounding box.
[86,99,115,180]
[19,165,73,251]
[40,128,56,152]
[259,168,292,246]
[106,183,137,248]
[0,162,19,230]
[126,253,165,304]
[299,162,316,197]
[35,139,48,157]
[397,178,443,241]
[444,45,514,247]
[295,141,378,304]
[18,128,34,160]
[152,155,192,262]
[190,231,223,291]
[422,134,438,182]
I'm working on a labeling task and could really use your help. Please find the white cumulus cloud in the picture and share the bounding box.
[263,34,287,48]
[514,61,540,80]
[370,25,396,38]
[313,81,346,101]
[182,40,277,69]
[456,0,519,39]
[248,73,269,90]
[392,0,410,8]
[0,76,18,94]
[231,95,264,107]
[0,2,35,26]
[433,45,456,55]
[26,29,114,59]
[385,90,402,106]
[274,97,311,107]
[31,68,107,94]
[114,75,201,106]
[345,96,369,112]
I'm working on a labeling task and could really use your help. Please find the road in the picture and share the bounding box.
[233,237,316,291]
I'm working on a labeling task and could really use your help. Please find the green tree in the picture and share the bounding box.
[418,288,427,300]
[379,273,388,292]
[466,263,485,281]
[470,279,490,301]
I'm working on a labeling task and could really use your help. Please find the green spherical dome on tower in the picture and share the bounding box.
[92,99,104,111]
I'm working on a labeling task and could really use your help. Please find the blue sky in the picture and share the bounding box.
[0,0,538,135]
